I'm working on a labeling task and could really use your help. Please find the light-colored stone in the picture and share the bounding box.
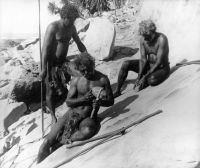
[84,17,116,60]
[74,18,90,34]
[68,17,116,61]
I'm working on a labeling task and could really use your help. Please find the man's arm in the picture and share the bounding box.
[72,26,87,53]
[146,36,167,76]
[99,76,114,107]
[138,38,147,79]
[40,24,55,80]
[65,78,94,107]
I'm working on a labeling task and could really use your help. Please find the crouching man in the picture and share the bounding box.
[37,53,114,163]
[114,19,170,97]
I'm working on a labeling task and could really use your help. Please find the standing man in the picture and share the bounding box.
[40,4,87,124]
[113,19,170,97]
[37,53,114,163]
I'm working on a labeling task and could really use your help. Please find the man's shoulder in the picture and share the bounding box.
[70,76,80,85]
[158,32,168,43]
[47,21,59,32]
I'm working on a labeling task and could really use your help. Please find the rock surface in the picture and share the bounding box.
[68,17,116,61]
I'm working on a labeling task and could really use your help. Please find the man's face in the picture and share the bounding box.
[63,18,70,26]
[80,66,95,79]
[62,17,76,26]
[143,31,152,41]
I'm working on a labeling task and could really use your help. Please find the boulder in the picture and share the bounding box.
[68,17,116,61]
[0,49,41,103]
[75,18,90,33]
[9,60,41,104]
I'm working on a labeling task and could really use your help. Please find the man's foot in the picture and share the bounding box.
[113,91,121,98]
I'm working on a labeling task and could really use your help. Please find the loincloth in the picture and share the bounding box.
[46,62,71,95]
[58,112,83,144]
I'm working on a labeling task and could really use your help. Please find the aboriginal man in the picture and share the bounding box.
[113,19,170,97]
[37,53,114,163]
[40,4,87,124]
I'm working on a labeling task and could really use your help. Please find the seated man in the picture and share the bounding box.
[113,19,170,97]
[37,53,114,163]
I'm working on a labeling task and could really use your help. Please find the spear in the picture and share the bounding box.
[38,0,45,137]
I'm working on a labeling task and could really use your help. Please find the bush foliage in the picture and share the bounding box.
[48,0,111,16]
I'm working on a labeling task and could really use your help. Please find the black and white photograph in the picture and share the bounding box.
[0,0,200,168]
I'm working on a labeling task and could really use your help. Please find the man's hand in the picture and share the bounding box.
[133,78,140,90]
[134,75,148,92]
[39,70,47,81]
[92,99,101,108]
[83,90,95,102]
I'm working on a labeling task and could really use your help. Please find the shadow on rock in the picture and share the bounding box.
[99,94,139,122]
[26,122,38,135]
[111,79,137,93]
[110,46,139,61]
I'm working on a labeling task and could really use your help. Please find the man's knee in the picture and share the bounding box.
[80,126,96,139]
[79,118,99,139]
[147,75,160,86]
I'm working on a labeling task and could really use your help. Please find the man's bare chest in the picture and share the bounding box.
[144,42,159,55]
[56,30,73,43]
[77,78,103,95]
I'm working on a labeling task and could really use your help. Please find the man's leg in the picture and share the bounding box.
[37,113,68,163]
[113,60,140,97]
[46,83,57,124]
[70,118,100,142]
[147,67,170,86]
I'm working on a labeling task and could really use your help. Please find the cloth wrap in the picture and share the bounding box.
[46,61,71,95]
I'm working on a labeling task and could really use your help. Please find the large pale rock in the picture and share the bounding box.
[68,17,116,61]
[74,18,90,34]
[84,17,116,60]
[0,99,27,137]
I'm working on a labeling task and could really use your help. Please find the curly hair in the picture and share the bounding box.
[74,52,95,72]
[139,19,157,35]
[60,4,80,20]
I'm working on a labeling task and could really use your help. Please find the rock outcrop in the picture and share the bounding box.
[68,17,116,61]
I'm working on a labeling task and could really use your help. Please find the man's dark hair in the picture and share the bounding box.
[60,4,79,20]
[74,52,95,72]
[139,19,157,35]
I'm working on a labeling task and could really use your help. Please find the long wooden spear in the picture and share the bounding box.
[38,0,45,137]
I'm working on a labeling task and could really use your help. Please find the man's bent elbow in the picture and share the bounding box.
[65,100,74,108]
